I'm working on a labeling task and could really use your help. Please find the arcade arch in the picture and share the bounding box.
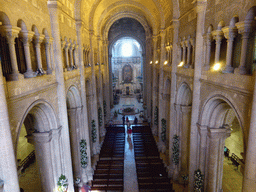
[16,101,61,192]
[198,96,244,192]
[175,82,192,178]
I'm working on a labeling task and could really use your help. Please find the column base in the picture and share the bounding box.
[67,67,72,71]
[6,73,24,81]
[203,64,210,71]
[234,67,247,75]
[36,68,46,76]
[24,70,37,78]
[222,66,234,73]
[157,141,166,153]
[46,68,53,75]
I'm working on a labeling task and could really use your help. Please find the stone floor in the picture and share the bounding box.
[18,94,244,191]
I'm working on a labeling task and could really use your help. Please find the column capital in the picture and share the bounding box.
[207,126,231,139]
[61,40,66,49]
[27,130,53,144]
[20,31,35,45]
[152,35,158,42]
[75,20,83,30]
[64,42,71,50]
[34,34,45,45]
[69,43,75,51]
[197,123,208,136]
[174,103,181,112]
[44,36,50,45]
[222,26,237,40]
[235,20,254,38]
[212,30,223,42]
[0,25,21,43]
[181,105,192,113]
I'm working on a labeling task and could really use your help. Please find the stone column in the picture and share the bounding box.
[222,27,237,73]
[185,37,191,68]
[44,36,53,74]
[69,43,75,69]
[28,131,55,192]
[20,30,37,78]
[48,1,74,191]
[108,54,114,107]
[34,34,45,74]
[235,21,253,75]
[0,25,23,81]
[146,35,152,121]
[103,39,111,122]
[197,124,208,173]
[76,20,93,182]
[158,29,167,152]
[205,127,231,192]
[74,45,78,68]
[97,36,105,137]
[188,2,207,191]
[204,32,212,71]
[89,30,100,155]
[212,30,223,65]
[68,108,82,179]
[167,20,180,177]
[64,41,71,71]
[180,105,192,174]
[152,35,158,135]
[182,43,186,65]
[49,37,55,73]
[0,60,20,191]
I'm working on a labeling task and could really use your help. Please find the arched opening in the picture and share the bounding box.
[199,97,244,191]
[175,83,192,179]
[111,37,143,96]
[66,86,83,181]
[17,102,61,192]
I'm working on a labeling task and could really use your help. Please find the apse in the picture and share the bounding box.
[111,37,143,95]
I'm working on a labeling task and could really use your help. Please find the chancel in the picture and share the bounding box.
[0,0,256,192]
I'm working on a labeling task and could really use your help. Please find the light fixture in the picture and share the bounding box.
[155,60,159,64]
[178,61,184,67]
[150,61,153,64]
[212,63,221,71]
[164,60,168,65]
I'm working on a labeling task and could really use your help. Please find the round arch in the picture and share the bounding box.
[176,82,192,106]
[102,12,152,40]
[67,85,82,109]
[15,100,59,192]
[199,94,243,130]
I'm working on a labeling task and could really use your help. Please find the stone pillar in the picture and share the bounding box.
[222,27,237,73]
[158,28,167,151]
[185,39,191,68]
[197,124,208,173]
[152,35,158,135]
[146,35,152,121]
[188,2,207,191]
[212,30,223,64]
[243,67,256,192]
[0,60,20,191]
[97,36,105,137]
[89,30,100,155]
[34,34,45,73]
[44,36,53,74]
[76,20,93,182]
[235,21,253,75]
[49,37,55,73]
[64,41,71,71]
[205,127,231,192]
[47,1,74,191]
[103,39,111,122]
[0,26,23,81]
[29,131,55,192]
[69,43,75,69]
[20,30,37,78]
[68,108,82,179]
[182,43,186,65]
[204,32,212,71]
[190,39,195,69]
[180,105,192,174]
[108,54,113,107]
